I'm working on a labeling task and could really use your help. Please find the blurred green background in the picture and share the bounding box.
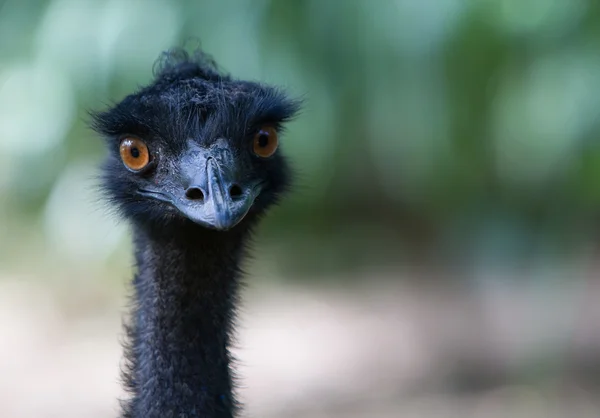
[2,0,600,417]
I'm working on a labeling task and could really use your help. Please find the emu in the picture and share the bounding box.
[91,47,300,418]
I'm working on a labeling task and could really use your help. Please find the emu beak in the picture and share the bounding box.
[173,143,261,230]
[139,142,262,230]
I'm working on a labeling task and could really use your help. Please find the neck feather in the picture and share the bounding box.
[121,225,248,418]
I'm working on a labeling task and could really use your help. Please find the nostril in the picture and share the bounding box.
[185,187,205,201]
[229,184,243,198]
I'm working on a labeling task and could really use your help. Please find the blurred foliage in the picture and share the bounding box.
[1,0,600,279]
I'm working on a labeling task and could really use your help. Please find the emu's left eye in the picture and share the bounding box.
[120,137,150,171]
[253,126,278,158]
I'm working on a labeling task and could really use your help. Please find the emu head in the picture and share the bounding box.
[91,49,301,231]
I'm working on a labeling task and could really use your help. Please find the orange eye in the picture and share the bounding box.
[253,126,278,158]
[120,138,150,171]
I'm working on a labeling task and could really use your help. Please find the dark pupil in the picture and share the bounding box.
[130,147,140,158]
[258,134,269,148]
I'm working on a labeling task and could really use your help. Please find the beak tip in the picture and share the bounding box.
[212,214,242,231]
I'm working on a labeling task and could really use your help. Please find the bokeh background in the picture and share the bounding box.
[2,0,600,417]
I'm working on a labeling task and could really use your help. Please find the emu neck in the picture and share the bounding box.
[125,227,246,418]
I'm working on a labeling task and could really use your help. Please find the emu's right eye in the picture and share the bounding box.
[120,138,150,171]
[253,126,278,158]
